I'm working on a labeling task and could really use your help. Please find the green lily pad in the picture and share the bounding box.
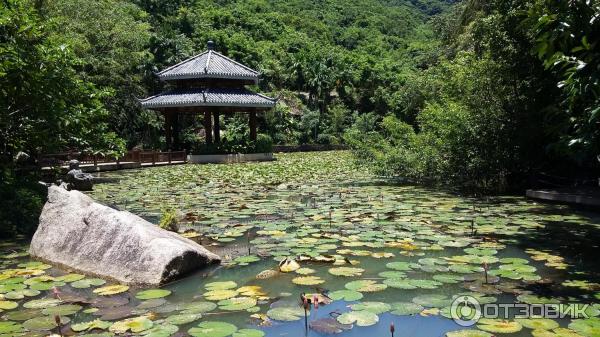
[328,267,364,277]
[349,301,391,314]
[71,319,112,332]
[232,329,265,337]
[71,278,106,289]
[328,289,363,301]
[42,304,82,316]
[445,330,494,337]
[516,318,559,330]
[390,302,424,315]
[336,310,379,326]
[166,313,201,325]
[218,297,257,311]
[109,316,154,334]
[477,318,523,334]
[266,306,306,321]
[136,289,172,300]
[188,321,238,337]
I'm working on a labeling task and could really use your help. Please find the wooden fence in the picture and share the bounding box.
[39,150,187,168]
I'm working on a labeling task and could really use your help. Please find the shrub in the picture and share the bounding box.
[254,134,273,153]
[158,208,179,232]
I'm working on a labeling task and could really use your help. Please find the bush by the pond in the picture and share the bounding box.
[0,168,46,238]
[159,208,179,232]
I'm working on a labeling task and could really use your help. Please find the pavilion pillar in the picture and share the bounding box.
[249,111,257,142]
[204,111,213,145]
[164,112,173,150]
[173,113,180,150]
[213,112,220,143]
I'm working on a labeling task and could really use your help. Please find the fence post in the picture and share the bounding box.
[168,152,172,164]
[152,151,156,165]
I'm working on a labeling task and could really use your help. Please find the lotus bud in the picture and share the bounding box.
[390,322,395,336]
[303,296,309,310]
[54,315,61,325]
[312,294,319,309]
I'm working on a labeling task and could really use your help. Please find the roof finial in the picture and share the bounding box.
[207,40,215,51]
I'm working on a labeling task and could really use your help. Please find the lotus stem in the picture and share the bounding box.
[54,315,63,337]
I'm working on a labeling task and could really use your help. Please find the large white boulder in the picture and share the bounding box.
[30,185,220,285]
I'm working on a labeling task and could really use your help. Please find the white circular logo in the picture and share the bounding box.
[450,295,482,326]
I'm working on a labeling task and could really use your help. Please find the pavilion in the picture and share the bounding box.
[140,41,276,150]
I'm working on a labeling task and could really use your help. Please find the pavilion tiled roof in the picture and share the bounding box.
[156,50,260,82]
[140,88,276,109]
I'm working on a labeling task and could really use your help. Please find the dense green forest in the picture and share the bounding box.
[1,0,599,236]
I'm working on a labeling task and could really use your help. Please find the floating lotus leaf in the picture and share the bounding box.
[516,318,559,330]
[569,317,600,337]
[136,289,172,300]
[0,300,18,310]
[4,309,42,321]
[309,317,352,334]
[93,285,129,296]
[0,321,23,334]
[531,327,585,337]
[232,329,265,337]
[188,321,238,337]
[140,323,179,337]
[4,289,40,299]
[336,310,379,326]
[71,278,106,289]
[390,302,424,315]
[237,286,267,298]
[233,255,260,265]
[42,304,82,315]
[218,297,257,311]
[344,280,387,292]
[516,294,558,305]
[328,267,364,277]
[349,301,391,314]
[165,313,201,325]
[292,276,324,285]
[266,306,306,321]
[386,262,415,271]
[71,319,112,332]
[445,329,493,337]
[204,289,239,301]
[23,315,70,331]
[94,305,135,321]
[109,316,154,334]
[295,268,315,275]
[412,294,452,307]
[205,281,237,290]
[56,273,86,282]
[477,318,523,334]
[328,289,363,301]
[464,248,498,256]
[23,298,62,309]
[137,298,167,309]
[433,274,464,283]
[383,278,417,289]
[378,271,406,278]
[182,301,217,314]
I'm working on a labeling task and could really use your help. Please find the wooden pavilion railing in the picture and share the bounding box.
[39,150,187,168]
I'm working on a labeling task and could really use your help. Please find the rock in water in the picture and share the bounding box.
[30,186,220,285]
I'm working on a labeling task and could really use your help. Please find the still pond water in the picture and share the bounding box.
[2,152,600,337]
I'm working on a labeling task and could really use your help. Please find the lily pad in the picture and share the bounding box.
[336,310,379,326]
[188,321,238,337]
[328,267,364,277]
[477,318,523,334]
[109,316,154,333]
[136,289,172,300]
[328,289,363,301]
[93,285,130,296]
[266,306,306,321]
[309,317,352,334]
[292,276,324,285]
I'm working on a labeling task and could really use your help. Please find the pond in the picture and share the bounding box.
[1,151,600,337]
